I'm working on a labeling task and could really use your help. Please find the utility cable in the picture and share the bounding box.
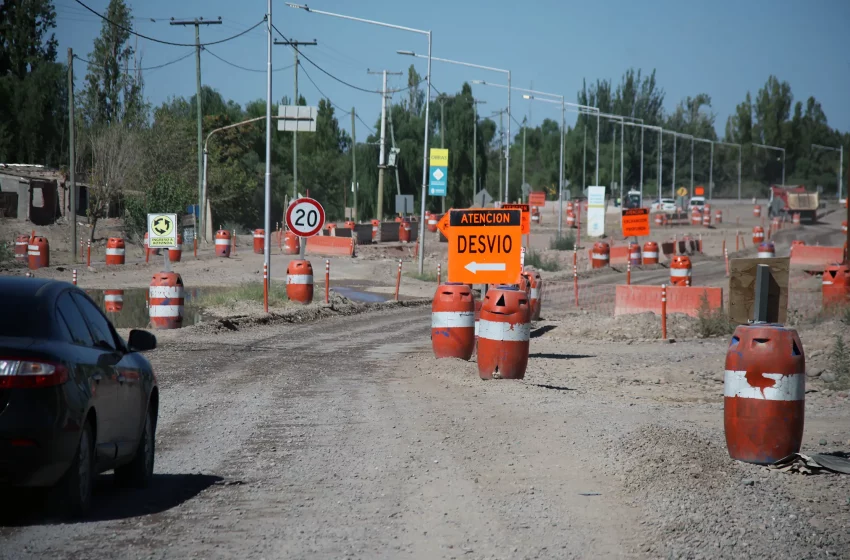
[73,50,195,71]
[204,48,293,73]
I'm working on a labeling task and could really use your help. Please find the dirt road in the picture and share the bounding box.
[3,301,849,559]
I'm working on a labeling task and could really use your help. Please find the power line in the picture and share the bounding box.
[73,50,195,72]
[73,0,264,47]
[298,63,351,116]
[204,48,294,73]
[356,113,376,136]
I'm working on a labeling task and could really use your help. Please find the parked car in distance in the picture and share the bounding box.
[688,196,706,210]
[651,198,677,213]
[0,278,159,518]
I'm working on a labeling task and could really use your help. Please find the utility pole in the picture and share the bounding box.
[690,138,695,194]
[439,94,446,212]
[368,69,402,219]
[273,38,317,200]
[351,108,357,221]
[611,125,617,197]
[170,17,222,243]
[499,110,504,202]
[472,99,485,200]
[522,117,527,194]
[67,48,76,260]
[583,125,587,191]
[388,104,402,197]
[672,135,677,196]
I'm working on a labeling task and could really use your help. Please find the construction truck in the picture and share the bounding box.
[623,190,642,209]
[769,184,819,223]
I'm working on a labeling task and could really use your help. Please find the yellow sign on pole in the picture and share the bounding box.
[677,187,688,198]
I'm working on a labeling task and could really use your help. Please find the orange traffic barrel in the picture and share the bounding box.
[531,207,540,224]
[757,241,775,259]
[771,217,781,232]
[654,213,664,227]
[724,324,805,464]
[27,236,49,269]
[642,241,659,265]
[566,201,574,213]
[753,204,761,218]
[215,230,231,257]
[591,241,610,268]
[822,264,850,306]
[104,289,124,313]
[253,229,265,254]
[427,214,438,233]
[477,285,531,380]
[792,213,800,225]
[149,272,184,329]
[843,221,848,234]
[168,234,183,263]
[752,226,765,245]
[566,211,576,228]
[628,242,641,266]
[105,237,126,266]
[431,282,476,360]
[670,255,692,286]
[286,259,313,304]
[399,219,412,243]
[690,208,701,226]
[702,210,711,227]
[283,231,299,255]
[325,223,337,236]
[371,219,381,240]
[715,209,722,224]
[344,220,356,230]
[14,235,29,262]
[394,216,403,223]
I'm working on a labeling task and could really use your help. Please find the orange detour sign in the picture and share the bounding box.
[694,185,705,196]
[528,191,546,207]
[502,203,530,234]
[621,207,650,237]
[440,208,522,285]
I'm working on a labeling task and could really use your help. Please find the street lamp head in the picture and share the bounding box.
[285,3,309,10]
[397,50,416,56]
[522,94,532,100]
[471,80,486,85]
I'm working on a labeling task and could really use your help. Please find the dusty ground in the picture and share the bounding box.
[1,199,848,558]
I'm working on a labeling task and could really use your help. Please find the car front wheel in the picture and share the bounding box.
[114,410,155,488]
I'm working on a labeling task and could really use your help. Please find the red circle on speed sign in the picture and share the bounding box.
[286,198,326,237]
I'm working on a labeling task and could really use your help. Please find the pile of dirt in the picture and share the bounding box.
[552,311,705,341]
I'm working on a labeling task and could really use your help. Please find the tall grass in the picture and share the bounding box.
[695,292,736,338]
[194,283,288,308]
[549,233,576,251]
[525,250,561,272]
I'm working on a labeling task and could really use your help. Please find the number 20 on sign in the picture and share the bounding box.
[286,197,325,237]
[438,209,523,285]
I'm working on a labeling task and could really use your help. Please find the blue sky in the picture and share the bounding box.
[56,0,850,138]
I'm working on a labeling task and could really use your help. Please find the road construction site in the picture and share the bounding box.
[1,199,849,559]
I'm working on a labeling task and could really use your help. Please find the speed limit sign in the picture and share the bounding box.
[286,197,326,237]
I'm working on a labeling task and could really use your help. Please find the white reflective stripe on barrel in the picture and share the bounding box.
[287,274,314,284]
[642,251,659,258]
[477,319,530,342]
[823,280,834,285]
[724,370,804,401]
[105,248,125,255]
[758,252,774,258]
[254,233,265,239]
[630,252,641,259]
[149,305,184,317]
[592,254,609,260]
[215,239,231,245]
[431,311,475,329]
[15,241,27,246]
[530,287,539,299]
[104,294,123,302]
[149,286,185,299]
[670,268,692,277]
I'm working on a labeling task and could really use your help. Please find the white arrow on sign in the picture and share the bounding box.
[464,261,507,274]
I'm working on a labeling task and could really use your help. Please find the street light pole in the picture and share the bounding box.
[289,5,432,273]
[753,142,786,185]
[812,143,844,201]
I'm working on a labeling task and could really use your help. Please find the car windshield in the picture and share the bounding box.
[0,299,45,338]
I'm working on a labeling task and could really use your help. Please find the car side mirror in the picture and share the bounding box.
[128,329,157,352]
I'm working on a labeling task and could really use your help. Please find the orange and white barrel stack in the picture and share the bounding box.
[431,282,476,360]
[253,229,265,254]
[753,204,761,218]
[105,237,126,266]
[566,211,576,228]
[215,229,232,257]
[27,236,49,270]
[14,235,29,262]
[654,213,664,227]
[715,209,722,224]
[670,255,692,286]
[399,219,412,243]
[757,241,775,259]
[371,219,381,240]
[477,285,531,380]
[286,259,314,304]
[642,241,659,265]
[702,208,711,227]
[168,234,183,263]
[591,241,610,269]
[531,207,540,224]
[149,272,184,329]
[104,289,124,313]
[690,208,702,226]
[752,226,765,245]
[724,324,805,464]
[792,213,801,225]
[427,214,438,233]
[628,242,642,266]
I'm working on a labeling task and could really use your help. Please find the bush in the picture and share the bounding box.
[194,283,287,309]
[0,242,12,263]
[124,173,194,240]
[549,233,576,251]
[696,292,736,338]
[828,335,850,390]
[525,250,561,272]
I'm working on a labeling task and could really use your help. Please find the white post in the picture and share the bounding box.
[263,0,273,283]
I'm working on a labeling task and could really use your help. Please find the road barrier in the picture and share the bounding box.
[690,209,702,226]
[628,242,642,266]
[477,285,531,380]
[399,220,412,243]
[283,231,299,255]
[168,235,182,263]
[286,260,314,304]
[215,230,232,258]
[822,264,850,306]
[670,255,692,286]
[427,214,438,233]
[105,237,126,266]
[431,282,476,360]
[643,241,659,265]
[371,219,381,240]
[789,245,843,271]
[104,289,124,313]
[14,235,29,261]
[305,235,356,257]
[724,324,805,464]
[702,210,711,227]
[253,229,265,254]
[614,284,722,318]
[567,211,576,228]
[753,205,761,218]
[757,241,775,258]
[27,236,49,270]
[715,210,722,224]
[149,272,184,329]
[591,242,610,268]
[752,226,765,245]
[325,223,337,236]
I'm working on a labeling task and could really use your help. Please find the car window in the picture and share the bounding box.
[56,293,94,347]
[71,293,117,351]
